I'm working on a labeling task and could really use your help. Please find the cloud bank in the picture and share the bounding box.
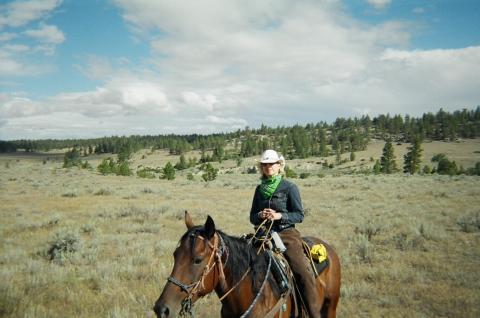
[0,0,479,139]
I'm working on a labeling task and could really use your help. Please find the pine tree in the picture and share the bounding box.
[117,145,132,163]
[117,161,132,176]
[373,159,381,174]
[161,162,176,180]
[318,129,328,157]
[63,147,81,168]
[335,148,341,165]
[97,158,114,175]
[175,154,188,170]
[380,139,397,173]
[201,163,218,181]
[403,138,423,174]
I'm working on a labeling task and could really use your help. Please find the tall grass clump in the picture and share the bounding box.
[457,212,480,233]
[61,190,78,197]
[393,231,425,251]
[45,228,82,264]
[354,219,382,241]
[350,234,374,263]
[94,188,113,196]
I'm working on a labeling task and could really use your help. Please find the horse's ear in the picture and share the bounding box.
[204,215,216,239]
[185,211,194,230]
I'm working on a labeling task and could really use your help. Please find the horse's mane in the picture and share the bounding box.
[218,230,280,295]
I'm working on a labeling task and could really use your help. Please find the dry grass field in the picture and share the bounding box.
[1,139,479,317]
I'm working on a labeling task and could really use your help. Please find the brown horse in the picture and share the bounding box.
[153,212,341,317]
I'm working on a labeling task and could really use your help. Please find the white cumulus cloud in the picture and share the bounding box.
[366,0,391,9]
[1,0,479,139]
[0,0,62,29]
[24,23,65,43]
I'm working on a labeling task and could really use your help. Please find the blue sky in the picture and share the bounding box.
[1,0,479,140]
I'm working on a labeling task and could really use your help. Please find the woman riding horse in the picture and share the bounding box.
[153,212,341,317]
[250,149,321,317]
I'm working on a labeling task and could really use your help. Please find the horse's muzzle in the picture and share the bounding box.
[153,303,170,318]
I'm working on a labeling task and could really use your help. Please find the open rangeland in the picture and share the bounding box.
[1,139,479,317]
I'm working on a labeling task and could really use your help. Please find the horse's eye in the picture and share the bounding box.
[193,258,203,265]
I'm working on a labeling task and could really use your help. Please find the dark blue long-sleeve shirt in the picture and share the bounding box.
[249,179,304,231]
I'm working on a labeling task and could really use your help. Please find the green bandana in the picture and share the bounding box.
[259,175,282,199]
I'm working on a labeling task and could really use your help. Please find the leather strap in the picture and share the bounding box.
[263,289,291,318]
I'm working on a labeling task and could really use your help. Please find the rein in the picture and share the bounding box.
[239,251,273,318]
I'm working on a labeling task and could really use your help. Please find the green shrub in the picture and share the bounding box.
[285,166,297,178]
[46,229,82,264]
[97,158,115,175]
[372,160,381,174]
[422,165,432,174]
[437,158,458,175]
[161,162,176,180]
[393,232,425,251]
[202,163,218,181]
[246,166,257,174]
[81,222,97,235]
[465,162,480,176]
[62,190,78,198]
[117,161,132,176]
[174,154,189,170]
[142,187,153,193]
[137,168,155,179]
[235,156,243,167]
[299,172,310,179]
[457,212,480,233]
[63,147,81,168]
[351,234,374,263]
[97,158,132,176]
[354,220,382,241]
[80,161,92,169]
[94,188,113,196]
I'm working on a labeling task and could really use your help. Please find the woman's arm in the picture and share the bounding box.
[249,186,263,225]
[280,182,304,224]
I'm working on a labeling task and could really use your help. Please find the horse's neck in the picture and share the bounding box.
[220,233,254,285]
[216,234,275,315]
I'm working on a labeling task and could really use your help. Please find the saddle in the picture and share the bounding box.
[244,231,329,288]
[269,239,329,317]
[243,231,330,317]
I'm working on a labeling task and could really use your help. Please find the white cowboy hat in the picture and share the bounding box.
[259,149,285,164]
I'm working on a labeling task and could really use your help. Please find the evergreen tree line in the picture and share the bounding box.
[2,107,479,158]
[374,138,480,176]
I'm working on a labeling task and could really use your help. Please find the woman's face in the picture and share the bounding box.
[261,162,280,178]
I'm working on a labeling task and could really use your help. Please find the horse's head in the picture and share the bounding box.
[153,211,224,318]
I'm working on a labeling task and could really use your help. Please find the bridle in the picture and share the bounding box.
[165,227,290,318]
[166,231,228,316]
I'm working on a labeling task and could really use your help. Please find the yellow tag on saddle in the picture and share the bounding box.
[310,244,328,263]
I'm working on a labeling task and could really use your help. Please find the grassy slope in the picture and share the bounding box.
[0,139,479,317]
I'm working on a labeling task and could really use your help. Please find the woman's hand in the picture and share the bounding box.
[259,208,282,220]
